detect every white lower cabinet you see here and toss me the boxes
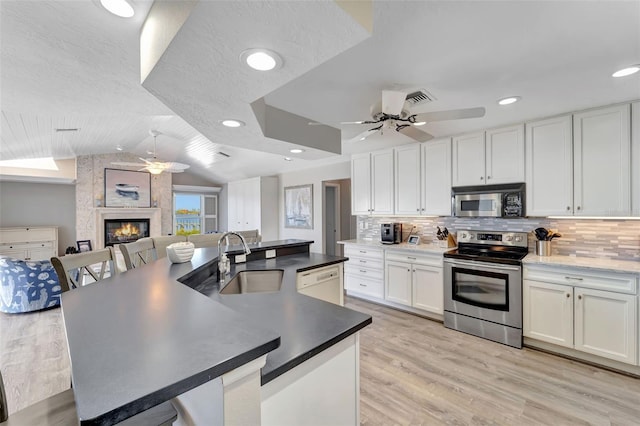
[524,264,638,365]
[344,245,384,299]
[384,251,443,315]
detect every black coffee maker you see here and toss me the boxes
[381,223,402,244]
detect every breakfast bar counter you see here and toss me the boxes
[61,239,371,425]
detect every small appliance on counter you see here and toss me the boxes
[381,223,402,244]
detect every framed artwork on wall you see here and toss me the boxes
[284,184,313,229]
[104,168,151,208]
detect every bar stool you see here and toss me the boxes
[119,238,157,270]
[51,247,120,291]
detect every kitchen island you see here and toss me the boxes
[61,239,371,425]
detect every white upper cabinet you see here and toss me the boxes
[573,104,631,216]
[632,102,640,216]
[394,144,421,215]
[371,149,395,215]
[452,125,524,187]
[525,114,574,216]
[452,131,485,186]
[351,149,394,215]
[351,153,372,215]
[422,138,452,216]
[486,124,525,184]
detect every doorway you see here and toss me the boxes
[323,183,340,256]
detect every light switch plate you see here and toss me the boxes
[265,249,276,259]
[235,254,247,263]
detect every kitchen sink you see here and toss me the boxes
[219,269,284,294]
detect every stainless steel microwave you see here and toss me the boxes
[452,183,525,217]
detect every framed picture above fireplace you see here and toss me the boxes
[104,168,151,208]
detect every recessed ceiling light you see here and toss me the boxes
[221,119,245,128]
[290,148,304,154]
[359,137,366,141]
[241,48,283,71]
[116,145,124,151]
[284,157,293,161]
[612,65,640,78]
[413,121,426,126]
[100,0,134,17]
[498,96,521,106]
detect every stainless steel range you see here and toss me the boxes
[443,230,529,348]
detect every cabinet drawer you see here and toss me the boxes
[524,265,638,295]
[344,245,383,261]
[345,256,382,270]
[0,227,56,243]
[385,251,442,267]
[344,263,384,280]
[345,274,384,299]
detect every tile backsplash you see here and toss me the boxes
[357,216,640,262]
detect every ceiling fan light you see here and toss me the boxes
[241,49,283,71]
[147,165,165,175]
[498,96,521,106]
[100,0,134,17]
[612,65,640,78]
[284,157,293,161]
[290,148,304,154]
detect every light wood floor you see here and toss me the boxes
[345,297,640,425]
[2,300,640,425]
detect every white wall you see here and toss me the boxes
[279,161,350,253]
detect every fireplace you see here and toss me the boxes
[104,219,150,247]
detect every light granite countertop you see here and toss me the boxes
[523,254,640,274]
[338,239,455,255]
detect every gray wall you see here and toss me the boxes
[172,172,222,186]
[0,181,76,255]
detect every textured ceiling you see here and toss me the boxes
[1,1,639,184]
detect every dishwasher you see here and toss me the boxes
[296,263,344,306]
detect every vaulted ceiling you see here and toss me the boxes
[1,1,639,183]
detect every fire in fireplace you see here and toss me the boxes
[104,219,150,247]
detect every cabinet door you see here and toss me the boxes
[371,149,394,215]
[394,144,421,215]
[28,244,55,261]
[525,115,573,216]
[452,132,485,186]
[227,181,242,230]
[523,280,573,348]
[351,153,371,215]
[385,261,412,306]
[412,265,443,314]
[574,288,637,365]
[486,124,525,184]
[574,104,631,216]
[422,138,452,216]
[632,102,640,216]
[243,178,260,231]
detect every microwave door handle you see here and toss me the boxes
[444,258,520,271]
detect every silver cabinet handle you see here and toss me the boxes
[480,176,484,180]
[359,250,366,253]
[564,276,583,281]
[566,293,571,298]
[566,206,571,211]
[487,176,492,179]
[416,208,420,212]
[577,206,581,211]
[407,256,416,260]
[360,270,367,273]
[407,268,410,272]
[359,283,367,287]
[578,294,582,300]
[359,260,367,263]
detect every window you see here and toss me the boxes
[173,193,218,236]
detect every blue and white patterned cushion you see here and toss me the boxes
[0,256,62,313]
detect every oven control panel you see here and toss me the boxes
[457,230,528,247]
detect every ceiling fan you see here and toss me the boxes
[111,130,190,174]
[339,90,485,142]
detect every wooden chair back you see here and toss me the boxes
[50,247,119,292]
[187,233,224,248]
[152,235,187,259]
[119,238,156,270]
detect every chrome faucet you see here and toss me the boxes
[217,232,252,283]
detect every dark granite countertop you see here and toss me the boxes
[61,239,372,424]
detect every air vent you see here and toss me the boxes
[55,128,80,132]
[405,89,436,107]
[216,151,230,158]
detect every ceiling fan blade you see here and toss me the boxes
[382,90,407,116]
[350,128,378,142]
[413,107,486,122]
[398,126,434,142]
[162,162,190,170]
[111,162,147,167]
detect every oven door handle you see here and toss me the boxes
[443,258,520,271]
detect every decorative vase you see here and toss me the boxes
[166,242,195,264]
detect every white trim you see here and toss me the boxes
[172,184,221,193]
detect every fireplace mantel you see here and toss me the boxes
[95,208,161,249]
